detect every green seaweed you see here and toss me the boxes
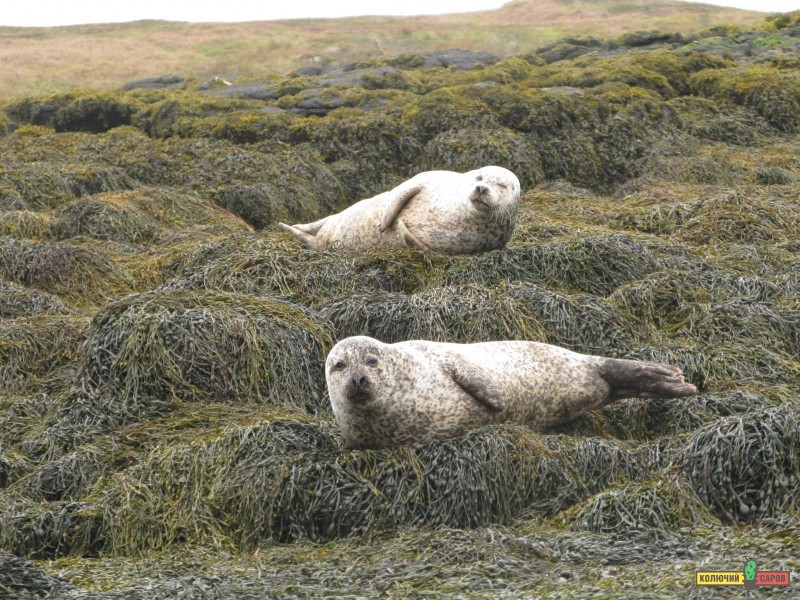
[0,15,799,598]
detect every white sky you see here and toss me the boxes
[0,0,797,27]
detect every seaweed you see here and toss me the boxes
[0,238,132,302]
[6,91,141,134]
[418,127,544,189]
[318,284,546,344]
[0,16,799,597]
[678,407,800,523]
[0,316,88,394]
[65,290,334,433]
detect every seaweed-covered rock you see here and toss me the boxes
[615,30,687,48]
[0,237,131,301]
[0,281,69,318]
[318,284,546,344]
[397,89,499,142]
[508,284,637,356]
[70,290,333,427]
[0,211,51,239]
[0,496,102,558]
[0,316,87,394]
[418,127,544,189]
[5,91,140,133]
[49,188,249,243]
[678,407,800,523]
[441,233,657,297]
[690,66,800,132]
[0,552,74,597]
[167,237,448,303]
[536,37,605,64]
[96,423,587,551]
[122,75,186,91]
[568,469,715,533]
[0,162,134,211]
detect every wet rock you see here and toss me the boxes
[121,75,185,91]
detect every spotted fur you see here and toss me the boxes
[326,336,698,449]
[279,166,520,254]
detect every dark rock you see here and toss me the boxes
[121,75,185,91]
[205,82,282,100]
[201,67,401,103]
[291,94,347,117]
[319,66,400,88]
[539,43,596,64]
[419,49,500,70]
[295,65,329,76]
[617,30,687,48]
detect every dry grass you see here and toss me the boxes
[0,0,765,99]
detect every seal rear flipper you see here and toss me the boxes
[379,183,425,232]
[598,358,698,403]
[278,222,319,249]
[291,216,330,235]
[448,357,505,411]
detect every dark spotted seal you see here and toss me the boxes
[326,336,697,449]
[278,166,520,253]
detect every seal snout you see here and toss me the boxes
[471,183,494,208]
[345,370,373,403]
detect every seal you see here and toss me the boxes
[278,166,520,254]
[326,336,698,449]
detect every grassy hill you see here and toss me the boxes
[0,0,768,99]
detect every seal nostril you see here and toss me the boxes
[358,376,367,386]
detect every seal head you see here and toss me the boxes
[325,336,410,448]
[466,166,520,215]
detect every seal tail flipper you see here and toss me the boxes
[278,222,318,249]
[598,358,697,404]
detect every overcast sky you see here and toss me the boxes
[1,0,797,27]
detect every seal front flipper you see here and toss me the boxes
[597,357,698,404]
[447,356,505,411]
[379,182,425,232]
[395,219,433,251]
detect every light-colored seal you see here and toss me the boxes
[278,166,520,254]
[326,336,697,449]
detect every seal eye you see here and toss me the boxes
[333,361,346,371]
[475,175,483,181]
[498,183,508,189]
[365,357,378,367]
